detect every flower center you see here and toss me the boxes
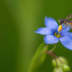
[54,32,62,38]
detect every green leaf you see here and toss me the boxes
[28,42,48,72]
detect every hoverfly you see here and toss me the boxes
[58,14,72,29]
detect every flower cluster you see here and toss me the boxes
[35,17,72,50]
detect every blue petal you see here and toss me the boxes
[35,27,53,35]
[59,30,68,37]
[62,24,70,31]
[45,17,58,31]
[68,32,72,36]
[44,35,59,44]
[60,33,72,50]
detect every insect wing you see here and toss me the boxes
[66,14,72,19]
[68,24,72,29]
[69,21,72,28]
[67,23,72,29]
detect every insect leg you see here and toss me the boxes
[64,24,66,28]
[62,24,66,30]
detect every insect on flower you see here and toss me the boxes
[35,17,72,50]
[58,14,72,31]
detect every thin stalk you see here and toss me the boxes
[46,51,58,68]
[49,44,56,52]
[46,51,63,65]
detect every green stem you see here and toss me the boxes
[49,44,56,52]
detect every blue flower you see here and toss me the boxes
[35,17,72,50]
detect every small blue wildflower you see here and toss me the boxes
[35,17,72,50]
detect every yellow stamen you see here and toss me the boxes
[54,32,62,38]
[58,25,62,32]
[56,34,61,38]
[54,32,57,36]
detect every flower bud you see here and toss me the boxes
[58,25,62,32]
[53,68,63,72]
[62,64,70,72]
[52,57,68,67]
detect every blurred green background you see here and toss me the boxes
[0,0,72,72]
